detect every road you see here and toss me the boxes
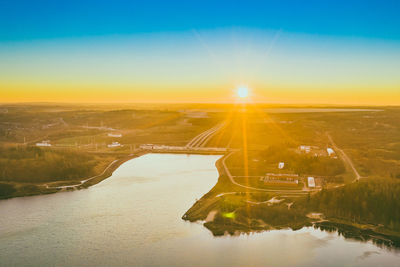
[187,123,310,195]
[221,152,309,195]
[45,159,119,189]
[327,133,362,181]
[186,122,225,148]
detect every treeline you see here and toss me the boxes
[211,194,308,230]
[258,146,345,176]
[244,205,307,227]
[0,146,97,183]
[0,183,16,196]
[301,179,400,231]
[64,109,180,130]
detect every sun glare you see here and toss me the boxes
[237,87,249,98]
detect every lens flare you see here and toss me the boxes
[237,87,249,98]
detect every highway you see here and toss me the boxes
[137,122,228,154]
[186,122,225,148]
[187,123,309,195]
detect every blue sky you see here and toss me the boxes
[1,0,400,104]
[1,0,400,41]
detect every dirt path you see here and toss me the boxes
[327,133,362,181]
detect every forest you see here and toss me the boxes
[258,145,346,176]
[300,178,400,231]
[0,146,99,183]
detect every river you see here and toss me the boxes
[0,154,399,266]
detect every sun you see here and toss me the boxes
[237,87,249,98]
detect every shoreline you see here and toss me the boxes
[0,151,225,200]
[182,154,400,248]
[2,151,400,248]
[0,151,148,200]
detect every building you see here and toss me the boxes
[108,142,121,148]
[153,145,168,150]
[263,178,299,187]
[278,162,285,169]
[300,145,311,153]
[327,148,335,157]
[308,177,316,188]
[36,140,52,147]
[107,133,122,138]
[263,174,299,187]
[139,144,154,150]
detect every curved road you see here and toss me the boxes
[219,133,364,196]
[45,159,119,189]
[221,152,309,195]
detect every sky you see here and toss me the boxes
[1,0,400,105]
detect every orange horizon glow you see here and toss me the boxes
[1,82,399,105]
[1,30,400,106]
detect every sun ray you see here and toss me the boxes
[239,103,251,224]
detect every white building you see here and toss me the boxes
[107,133,122,138]
[108,142,121,148]
[307,177,316,188]
[327,148,335,157]
[139,144,154,150]
[300,145,311,153]
[153,145,168,150]
[278,162,285,169]
[36,140,52,147]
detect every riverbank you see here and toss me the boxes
[0,151,147,200]
[182,154,400,247]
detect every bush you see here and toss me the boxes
[0,183,16,197]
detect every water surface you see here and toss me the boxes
[0,154,398,266]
